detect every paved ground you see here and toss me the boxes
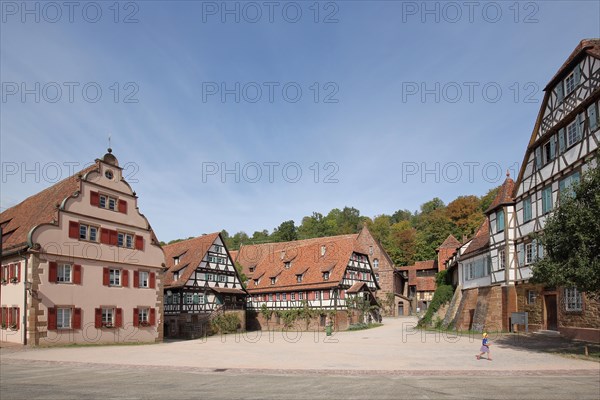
[1,318,598,399]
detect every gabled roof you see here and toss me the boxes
[462,220,490,257]
[545,39,600,91]
[436,234,461,250]
[0,164,98,253]
[245,235,377,293]
[485,174,515,214]
[163,233,221,288]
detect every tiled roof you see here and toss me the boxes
[545,39,600,91]
[236,233,358,278]
[162,233,221,288]
[485,174,515,213]
[0,164,98,253]
[462,220,490,256]
[436,235,461,250]
[244,235,372,293]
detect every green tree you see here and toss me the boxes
[387,220,417,266]
[446,195,484,239]
[271,220,298,242]
[298,212,327,239]
[234,262,247,289]
[251,230,270,243]
[531,160,600,298]
[390,209,413,224]
[366,215,392,244]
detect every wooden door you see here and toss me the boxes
[545,295,558,331]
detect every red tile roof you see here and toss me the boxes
[486,174,515,213]
[462,220,490,256]
[162,233,220,288]
[0,164,98,253]
[436,234,461,250]
[243,235,376,293]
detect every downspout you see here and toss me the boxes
[18,249,28,346]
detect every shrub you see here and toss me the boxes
[211,313,241,334]
[418,284,454,327]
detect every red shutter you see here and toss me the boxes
[103,268,110,286]
[15,308,20,329]
[47,307,57,330]
[109,230,118,246]
[68,221,80,239]
[100,228,110,244]
[133,271,139,288]
[90,191,100,206]
[1,307,6,326]
[133,308,139,327]
[340,290,345,299]
[122,270,129,287]
[115,308,123,328]
[1,266,5,281]
[73,308,82,329]
[73,265,82,285]
[8,307,12,327]
[118,199,127,214]
[149,308,156,326]
[324,291,329,300]
[309,291,315,301]
[135,235,144,251]
[149,272,156,289]
[49,262,58,283]
[16,263,21,283]
[94,308,102,328]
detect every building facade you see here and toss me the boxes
[236,234,381,331]
[447,40,600,341]
[162,233,246,338]
[0,150,165,345]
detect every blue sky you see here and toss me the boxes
[1,1,599,242]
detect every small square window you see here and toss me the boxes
[109,269,121,286]
[139,271,149,288]
[527,290,537,305]
[57,264,72,283]
[57,307,72,329]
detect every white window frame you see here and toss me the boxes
[499,250,506,270]
[566,120,579,147]
[296,274,303,283]
[527,290,537,305]
[282,293,287,301]
[565,71,576,94]
[102,308,114,327]
[291,293,296,300]
[564,288,582,311]
[57,307,72,329]
[139,271,149,288]
[138,307,149,324]
[315,291,321,300]
[57,264,72,283]
[270,277,276,285]
[299,292,304,300]
[525,243,535,265]
[109,269,121,286]
[323,272,330,281]
[118,232,134,249]
[218,275,226,282]
[496,210,505,232]
[185,293,193,304]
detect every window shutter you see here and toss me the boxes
[100,228,110,244]
[73,264,82,285]
[135,236,144,251]
[133,271,139,288]
[8,264,14,280]
[73,308,82,329]
[118,199,127,214]
[7,307,12,327]
[0,266,4,281]
[1,307,6,326]
[94,308,102,328]
[109,230,118,246]
[340,290,345,299]
[588,103,598,131]
[48,307,57,330]
[16,263,21,282]
[556,82,564,103]
[149,272,156,289]
[133,308,139,327]
[531,239,537,261]
[558,128,566,154]
[49,262,58,283]
[122,270,129,287]
[16,307,20,330]
[576,113,583,140]
[115,308,123,328]
[550,135,556,159]
[538,242,544,259]
[90,191,100,206]
[68,221,80,239]
[518,244,524,266]
[150,308,156,326]
[103,268,110,286]
[573,64,581,88]
[535,147,542,170]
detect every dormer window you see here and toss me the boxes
[249,267,255,273]
[173,270,180,280]
[280,250,285,260]
[284,261,291,269]
[323,272,329,281]
[174,257,180,266]
[296,274,303,283]
[253,279,259,286]
[270,277,276,285]
[320,245,326,256]
[213,244,223,253]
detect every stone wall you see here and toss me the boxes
[249,310,355,332]
[442,285,462,328]
[452,287,478,331]
[515,283,543,331]
[558,290,600,342]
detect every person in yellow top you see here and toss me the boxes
[476,332,492,361]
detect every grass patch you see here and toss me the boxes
[347,323,383,331]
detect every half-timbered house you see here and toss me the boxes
[445,40,600,341]
[238,234,381,330]
[162,233,247,338]
[0,149,165,345]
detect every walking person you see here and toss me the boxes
[476,332,492,361]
